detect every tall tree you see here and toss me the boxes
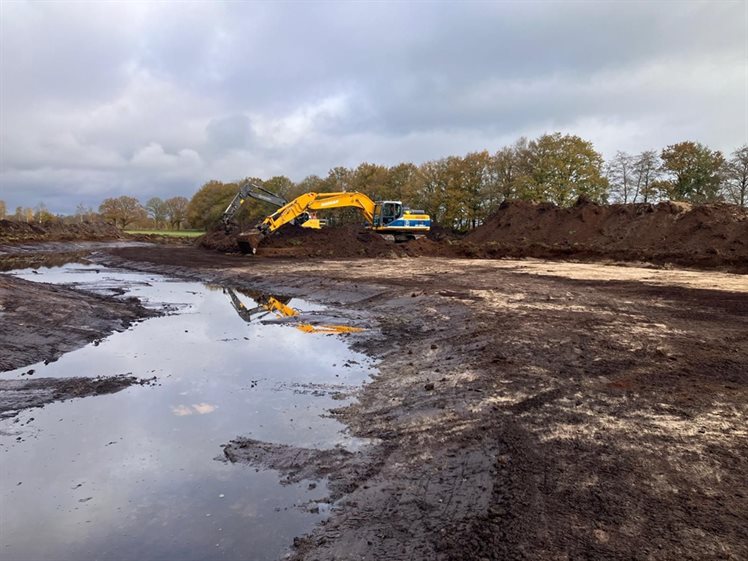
[522,133,609,206]
[722,145,748,207]
[74,203,96,223]
[350,162,389,200]
[186,181,239,229]
[98,196,146,229]
[0,200,5,219]
[324,166,353,192]
[164,196,189,230]
[384,163,421,203]
[487,141,525,207]
[631,150,661,203]
[418,158,449,224]
[458,151,492,228]
[145,197,168,228]
[659,141,725,203]
[262,176,295,199]
[607,151,636,203]
[294,175,326,199]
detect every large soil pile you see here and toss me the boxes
[0,220,123,244]
[461,200,748,268]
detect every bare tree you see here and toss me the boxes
[631,150,661,203]
[0,200,6,219]
[722,145,748,207]
[74,203,97,223]
[607,151,636,203]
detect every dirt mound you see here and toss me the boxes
[0,220,123,244]
[198,224,407,258]
[462,200,748,269]
[196,228,244,253]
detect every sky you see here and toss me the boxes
[1,1,746,214]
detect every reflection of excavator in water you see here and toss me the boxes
[223,287,364,334]
[221,180,430,254]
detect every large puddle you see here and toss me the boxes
[0,263,373,561]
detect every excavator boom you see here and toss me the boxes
[221,181,289,231]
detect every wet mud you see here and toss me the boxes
[1,240,746,560]
[0,258,373,561]
[0,375,154,420]
[98,245,748,561]
[0,273,156,371]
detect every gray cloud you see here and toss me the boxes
[1,1,745,213]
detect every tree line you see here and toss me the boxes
[186,134,747,231]
[2,133,746,231]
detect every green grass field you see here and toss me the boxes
[125,230,205,238]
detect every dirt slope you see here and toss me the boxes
[463,200,748,268]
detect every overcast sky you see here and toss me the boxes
[1,1,745,213]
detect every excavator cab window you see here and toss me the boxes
[380,202,402,225]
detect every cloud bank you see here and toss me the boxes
[1,1,745,212]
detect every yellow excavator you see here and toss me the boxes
[223,287,364,334]
[235,190,431,254]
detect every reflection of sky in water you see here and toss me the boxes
[1,264,373,561]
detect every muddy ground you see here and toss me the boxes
[0,266,158,419]
[0,273,155,372]
[0,375,155,420]
[1,241,746,560]
[86,245,746,561]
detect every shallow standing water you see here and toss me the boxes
[0,263,373,561]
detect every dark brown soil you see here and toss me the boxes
[98,245,748,561]
[0,219,123,244]
[0,375,155,420]
[461,200,748,270]
[0,273,156,371]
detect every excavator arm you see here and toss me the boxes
[239,191,376,252]
[221,181,289,231]
[259,192,375,233]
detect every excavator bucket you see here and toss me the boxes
[237,231,264,255]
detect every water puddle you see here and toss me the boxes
[0,263,373,561]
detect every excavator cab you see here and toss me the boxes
[373,201,403,227]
